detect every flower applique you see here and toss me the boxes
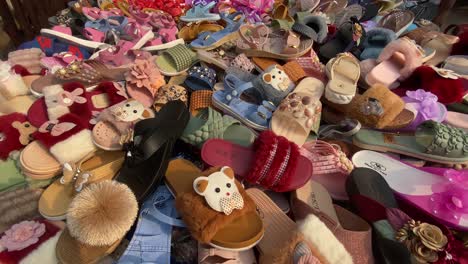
[126,59,165,97]
[0,221,46,252]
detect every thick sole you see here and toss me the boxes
[191,32,240,51]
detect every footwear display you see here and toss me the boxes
[0,1,467,263]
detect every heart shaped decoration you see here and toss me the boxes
[238,24,270,49]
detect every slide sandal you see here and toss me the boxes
[353,121,468,165]
[164,159,264,251]
[445,111,468,131]
[352,150,468,230]
[201,131,313,192]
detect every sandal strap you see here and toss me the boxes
[54,61,102,83]
[163,44,196,72]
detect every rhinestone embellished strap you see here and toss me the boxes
[54,61,102,83]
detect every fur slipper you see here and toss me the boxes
[0,220,65,264]
[30,113,97,164]
[56,181,138,264]
[0,62,30,100]
[360,27,396,60]
[0,113,37,160]
[27,82,126,129]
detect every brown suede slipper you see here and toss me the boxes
[38,151,124,220]
[323,84,414,129]
[56,181,138,264]
[165,159,264,251]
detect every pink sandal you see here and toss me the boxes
[301,140,353,200]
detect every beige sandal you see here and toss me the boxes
[325,53,360,104]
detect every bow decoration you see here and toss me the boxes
[38,120,76,136]
[56,88,87,107]
[60,163,92,192]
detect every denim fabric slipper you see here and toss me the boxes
[190,12,244,50]
[118,185,185,264]
[180,2,220,22]
[212,74,276,131]
[184,65,217,91]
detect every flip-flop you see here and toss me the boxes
[164,159,264,251]
[352,150,468,230]
[353,121,468,165]
[201,131,313,192]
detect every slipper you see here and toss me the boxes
[252,57,307,84]
[402,89,447,130]
[184,65,217,91]
[360,27,396,60]
[366,37,423,88]
[196,49,237,70]
[345,166,413,264]
[189,90,213,116]
[236,24,313,60]
[334,4,364,26]
[378,10,415,37]
[115,100,189,202]
[318,19,365,62]
[118,184,185,263]
[190,12,244,50]
[300,141,353,200]
[324,52,360,104]
[0,94,35,115]
[7,48,45,74]
[445,111,468,131]
[125,58,166,107]
[38,150,124,220]
[201,131,313,192]
[291,181,373,263]
[155,44,198,76]
[442,55,468,78]
[423,33,460,66]
[292,14,328,44]
[30,60,128,96]
[0,188,43,228]
[353,121,468,165]
[0,158,27,192]
[92,99,154,151]
[19,141,61,180]
[56,181,138,264]
[0,63,30,100]
[271,77,324,145]
[153,84,188,112]
[247,188,350,264]
[181,107,255,147]
[314,0,348,15]
[318,119,361,139]
[352,150,468,230]
[165,159,264,250]
[324,84,415,130]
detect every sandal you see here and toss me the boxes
[201,131,313,192]
[165,159,264,250]
[184,65,217,91]
[237,24,313,60]
[92,99,154,151]
[190,12,245,50]
[378,10,415,37]
[271,77,324,145]
[38,150,125,220]
[353,121,468,165]
[325,53,360,104]
[360,27,396,60]
[155,44,198,76]
[318,19,365,61]
[180,2,220,22]
[125,58,166,107]
[181,107,255,147]
[198,244,257,263]
[292,14,328,44]
[153,84,188,112]
[190,90,213,116]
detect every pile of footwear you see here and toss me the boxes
[0,0,467,263]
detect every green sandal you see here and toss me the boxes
[353,121,468,164]
[155,44,198,76]
[181,107,255,147]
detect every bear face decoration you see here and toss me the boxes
[262,65,293,92]
[193,166,244,215]
[110,99,154,122]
